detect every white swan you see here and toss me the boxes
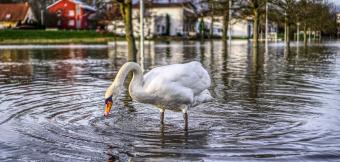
[104,61,213,130]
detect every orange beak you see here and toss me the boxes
[104,101,112,117]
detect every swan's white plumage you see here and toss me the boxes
[105,61,212,113]
[139,61,212,109]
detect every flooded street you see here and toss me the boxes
[0,41,340,161]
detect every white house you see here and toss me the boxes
[196,16,251,38]
[196,16,278,39]
[108,1,197,37]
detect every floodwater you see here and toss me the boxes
[0,41,340,161]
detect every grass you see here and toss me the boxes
[0,30,123,44]
[0,29,253,45]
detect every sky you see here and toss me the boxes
[335,0,340,12]
[335,0,340,5]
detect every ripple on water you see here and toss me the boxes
[1,42,340,161]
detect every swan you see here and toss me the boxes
[104,61,213,130]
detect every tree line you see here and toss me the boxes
[1,0,337,57]
[200,0,337,47]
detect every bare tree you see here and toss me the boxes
[114,0,137,61]
[271,0,298,47]
[240,0,267,47]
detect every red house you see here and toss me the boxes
[47,0,96,29]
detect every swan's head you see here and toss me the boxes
[104,96,113,117]
[104,86,119,117]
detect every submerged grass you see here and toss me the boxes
[0,30,123,44]
[0,29,251,45]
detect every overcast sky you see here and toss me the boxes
[335,0,340,5]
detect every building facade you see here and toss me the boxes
[47,0,96,29]
[0,2,37,29]
[108,2,197,37]
[197,16,278,39]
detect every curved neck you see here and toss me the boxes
[105,62,144,99]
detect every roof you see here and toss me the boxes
[0,3,30,21]
[47,0,96,11]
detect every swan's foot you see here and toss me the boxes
[183,112,188,131]
[160,111,164,125]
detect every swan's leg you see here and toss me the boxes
[182,106,188,131]
[160,108,165,125]
[183,112,188,131]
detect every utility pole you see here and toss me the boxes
[228,0,232,44]
[297,22,300,43]
[41,9,44,26]
[140,0,144,72]
[284,11,287,45]
[308,28,311,43]
[265,0,268,52]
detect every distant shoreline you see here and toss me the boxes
[0,29,252,45]
[0,38,114,45]
[0,30,119,45]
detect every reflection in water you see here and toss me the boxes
[0,41,340,161]
[0,50,33,84]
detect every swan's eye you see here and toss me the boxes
[105,96,113,104]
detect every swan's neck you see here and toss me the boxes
[105,62,144,99]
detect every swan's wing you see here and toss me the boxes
[142,61,211,103]
[171,61,211,95]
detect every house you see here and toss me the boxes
[196,15,278,40]
[0,2,37,29]
[108,1,197,37]
[47,0,96,29]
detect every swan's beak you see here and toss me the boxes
[104,101,112,117]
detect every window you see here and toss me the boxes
[56,10,62,17]
[68,10,75,17]
[5,13,11,19]
[157,25,161,33]
[76,5,81,15]
[68,20,75,26]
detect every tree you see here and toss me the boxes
[295,0,310,46]
[200,0,236,41]
[209,1,215,40]
[199,0,218,40]
[136,0,155,38]
[199,16,205,41]
[114,0,137,61]
[272,0,298,47]
[240,0,267,47]
[307,1,337,40]
[197,0,208,41]
[29,0,49,26]
[215,0,240,42]
[165,14,171,36]
[295,0,337,46]
[96,1,121,25]
[219,0,231,42]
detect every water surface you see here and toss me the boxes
[0,41,340,161]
